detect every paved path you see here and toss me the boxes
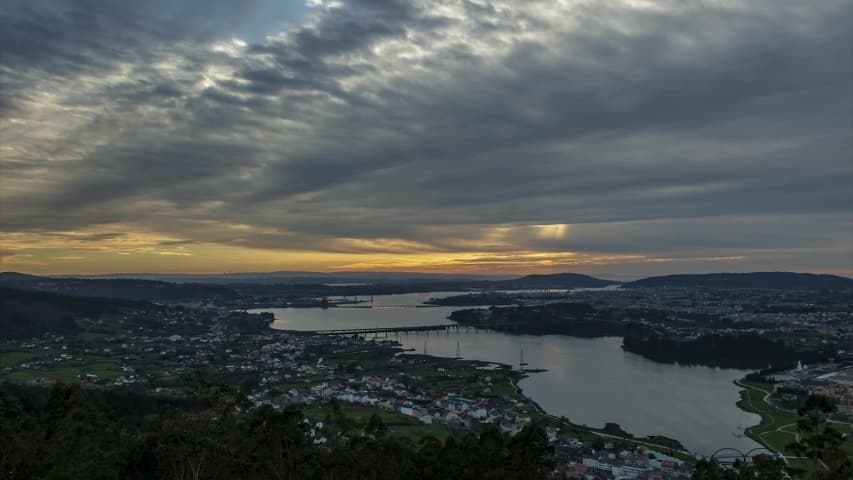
[735,381,794,464]
[736,380,836,472]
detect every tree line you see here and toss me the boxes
[3,379,849,479]
[0,381,554,480]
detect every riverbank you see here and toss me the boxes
[734,378,821,475]
[395,339,696,461]
[734,378,853,474]
[264,300,759,456]
[509,372,695,463]
[447,300,835,370]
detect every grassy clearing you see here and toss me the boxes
[0,357,123,384]
[303,405,409,424]
[762,431,797,451]
[0,351,43,368]
[737,379,853,473]
[302,404,452,442]
[490,379,518,397]
[833,422,853,435]
[4,368,77,383]
[738,382,799,437]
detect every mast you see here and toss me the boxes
[520,348,528,369]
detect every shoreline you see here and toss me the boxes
[266,317,733,461]
[356,334,696,459]
[732,379,780,455]
[508,369,694,460]
[734,377,853,476]
[269,325,716,461]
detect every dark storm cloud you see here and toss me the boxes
[228,0,851,214]
[0,0,260,65]
[1,0,851,271]
[0,0,259,114]
[227,0,430,97]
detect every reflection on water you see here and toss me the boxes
[259,292,761,456]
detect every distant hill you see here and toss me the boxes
[626,272,853,290]
[52,270,511,285]
[4,271,847,304]
[495,273,620,289]
[0,287,154,340]
[0,271,611,302]
[0,273,239,304]
[0,272,43,281]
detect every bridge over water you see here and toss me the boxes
[710,447,779,465]
[301,321,528,336]
[308,324,458,335]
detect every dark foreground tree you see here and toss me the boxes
[694,394,852,480]
[787,395,853,480]
[693,455,786,480]
[0,382,555,480]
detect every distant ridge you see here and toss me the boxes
[0,273,238,303]
[626,272,853,290]
[495,272,620,289]
[3,271,849,303]
[0,272,43,281]
[0,286,154,340]
[37,270,512,284]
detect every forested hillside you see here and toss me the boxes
[0,382,554,480]
[0,288,155,340]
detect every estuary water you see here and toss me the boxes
[258,292,761,456]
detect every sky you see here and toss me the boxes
[1,0,851,278]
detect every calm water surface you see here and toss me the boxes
[258,292,761,456]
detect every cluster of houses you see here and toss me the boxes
[250,368,694,479]
[564,447,690,479]
[574,288,852,346]
[252,368,538,436]
[3,308,698,479]
[773,362,853,421]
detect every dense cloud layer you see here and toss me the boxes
[1,0,851,275]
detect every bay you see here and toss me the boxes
[258,292,761,456]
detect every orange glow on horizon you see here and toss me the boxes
[2,226,847,277]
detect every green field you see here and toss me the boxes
[0,356,123,384]
[737,381,800,448]
[303,405,405,423]
[302,404,452,442]
[0,350,47,368]
[737,380,853,475]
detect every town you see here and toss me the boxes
[1,302,696,479]
[448,287,852,370]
